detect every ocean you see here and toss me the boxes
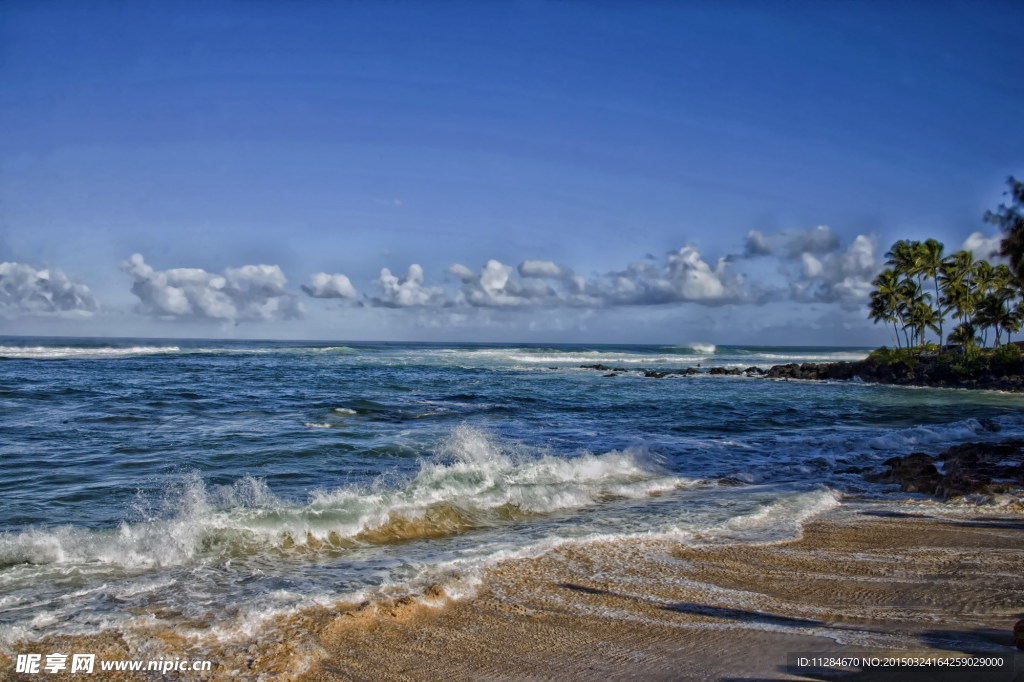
[2,337,1022,655]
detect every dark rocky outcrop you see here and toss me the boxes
[763,356,1024,391]
[866,439,1024,500]
[579,353,1024,390]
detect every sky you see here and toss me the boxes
[2,1,1023,345]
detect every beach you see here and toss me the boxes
[4,500,1022,681]
[1,340,1023,680]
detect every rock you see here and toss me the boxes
[867,440,1024,499]
[744,366,766,375]
[643,370,668,378]
[708,367,740,375]
[867,452,942,494]
[580,364,611,371]
[765,363,800,379]
[762,354,1024,392]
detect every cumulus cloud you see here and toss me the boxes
[446,263,477,283]
[738,225,840,260]
[744,230,773,256]
[302,272,358,299]
[372,264,447,307]
[789,234,878,305]
[518,259,569,280]
[595,246,745,305]
[310,228,883,316]
[121,253,302,322]
[960,231,1004,261]
[444,258,596,308]
[785,225,840,257]
[0,262,98,316]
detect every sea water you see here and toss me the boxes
[1,338,1022,647]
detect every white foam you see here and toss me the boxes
[0,428,686,571]
[0,345,179,359]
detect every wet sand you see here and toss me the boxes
[3,501,1023,681]
[303,502,1024,682]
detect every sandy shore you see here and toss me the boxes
[3,500,1023,681]
[299,501,1023,682]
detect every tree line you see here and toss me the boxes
[869,177,1024,350]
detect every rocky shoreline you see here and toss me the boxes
[866,439,1024,501]
[762,356,1024,391]
[579,354,1024,391]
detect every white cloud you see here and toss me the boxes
[0,262,98,316]
[596,246,745,305]
[121,253,302,322]
[800,252,824,278]
[960,231,1004,262]
[518,259,569,280]
[373,264,447,307]
[785,225,840,256]
[302,272,358,299]
[739,225,840,260]
[446,258,598,308]
[790,234,878,305]
[744,230,773,256]
[446,263,477,283]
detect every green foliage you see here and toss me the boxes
[868,346,920,369]
[991,342,1021,366]
[936,345,986,378]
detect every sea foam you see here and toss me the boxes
[0,345,179,359]
[0,427,684,572]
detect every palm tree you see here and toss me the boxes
[885,240,921,287]
[909,298,941,348]
[915,239,946,346]
[897,279,930,347]
[948,321,978,348]
[870,269,904,348]
[940,251,977,336]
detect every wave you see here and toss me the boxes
[0,345,180,359]
[0,427,684,571]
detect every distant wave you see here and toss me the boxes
[687,342,716,354]
[0,345,180,359]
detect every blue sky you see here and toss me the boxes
[2,1,1022,344]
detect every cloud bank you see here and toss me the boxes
[0,262,98,316]
[330,229,878,312]
[121,253,302,322]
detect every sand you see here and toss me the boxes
[302,501,1024,682]
[3,500,1023,681]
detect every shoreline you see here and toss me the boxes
[579,356,1024,392]
[298,499,1024,682]
[5,499,1021,681]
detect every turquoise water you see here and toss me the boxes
[1,338,1022,646]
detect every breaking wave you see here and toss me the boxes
[0,345,180,359]
[0,427,683,571]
